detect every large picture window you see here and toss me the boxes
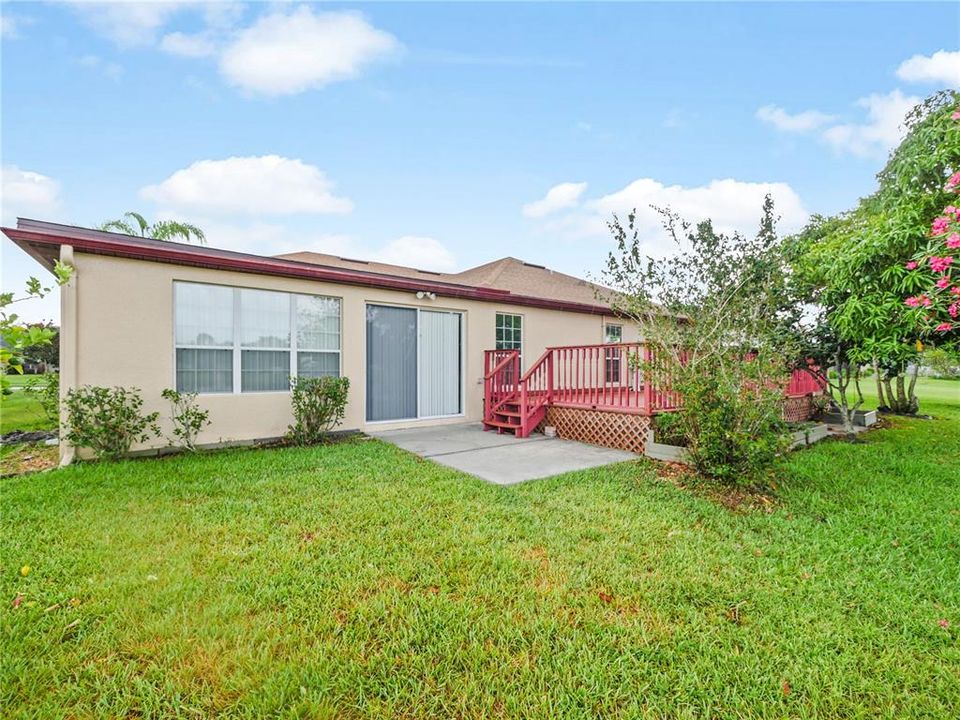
[174,282,340,394]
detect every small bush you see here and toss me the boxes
[287,376,350,446]
[653,411,687,447]
[64,386,160,460]
[26,373,59,426]
[161,388,210,451]
[673,368,791,487]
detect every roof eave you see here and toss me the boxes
[2,225,615,317]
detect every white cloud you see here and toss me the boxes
[219,7,399,96]
[78,54,123,81]
[756,104,836,133]
[1,14,20,39]
[160,31,216,58]
[196,224,457,273]
[2,166,64,324]
[1,165,62,226]
[373,235,456,271]
[533,177,808,255]
[522,182,588,218]
[821,90,920,158]
[896,50,960,86]
[66,1,191,47]
[141,155,353,216]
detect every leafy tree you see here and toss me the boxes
[923,347,959,378]
[100,211,206,244]
[603,197,799,486]
[1,263,73,394]
[22,323,59,369]
[793,90,960,414]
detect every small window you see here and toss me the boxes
[495,313,522,353]
[296,294,341,377]
[604,324,622,383]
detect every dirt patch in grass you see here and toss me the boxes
[0,444,59,477]
[652,461,779,513]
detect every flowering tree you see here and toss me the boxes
[794,90,960,414]
[902,159,960,336]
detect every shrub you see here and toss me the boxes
[26,373,59,426]
[669,360,792,486]
[287,376,350,446]
[653,411,687,447]
[64,386,160,460]
[161,388,211,451]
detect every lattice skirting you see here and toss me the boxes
[543,406,651,454]
[783,395,815,424]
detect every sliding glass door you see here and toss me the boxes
[366,305,462,422]
[419,310,462,417]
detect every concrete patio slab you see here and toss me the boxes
[371,422,636,485]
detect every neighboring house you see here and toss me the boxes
[4,219,645,459]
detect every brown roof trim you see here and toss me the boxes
[2,220,615,316]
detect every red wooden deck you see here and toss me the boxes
[483,343,824,438]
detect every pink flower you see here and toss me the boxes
[946,206,959,214]
[947,233,960,249]
[905,296,921,307]
[905,260,918,270]
[949,303,959,318]
[952,111,960,120]
[947,172,960,190]
[930,256,954,273]
[932,217,951,235]
[935,323,953,332]
[953,286,960,296]
[922,295,932,307]
[937,277,951,289]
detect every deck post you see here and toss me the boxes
[546,351,554,403]
[642,343,653,415]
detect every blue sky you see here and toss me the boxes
[2,1,959,322]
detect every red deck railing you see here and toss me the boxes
[484,342,826,437]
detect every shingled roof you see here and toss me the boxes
[275,252,617,307]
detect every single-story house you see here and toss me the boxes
[6,219,669,460]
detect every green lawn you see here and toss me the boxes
[2,375,39,388]
[858,375,959,409]
[2,400,959,718]
[0,389,55,435]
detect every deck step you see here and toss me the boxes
[483,419,521,430]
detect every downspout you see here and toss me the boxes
[59,245,77,467]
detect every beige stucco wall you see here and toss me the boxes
[62,250,640,454]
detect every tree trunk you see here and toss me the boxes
[885,368,920,415]
[882,376,895,412]
[906,363,920,414]
[873,359,886,409]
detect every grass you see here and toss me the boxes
[857,375,958,409]
[0,390,55,435]
[2,375,39,389]
[2,395,959,718]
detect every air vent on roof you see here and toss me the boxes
[338,257,369,264]
[522,261,546,269]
